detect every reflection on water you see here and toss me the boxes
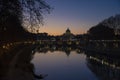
[32,51,97,80]
[86,51,120,80]
[0,42,120,80]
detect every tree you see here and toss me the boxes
[0,0,51,32]
[21,0,51,32]
[0,0,51,41]
[101,14,120,35]
[88,24,114,40]
[87,14,120,40]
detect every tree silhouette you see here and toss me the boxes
[100,14,120,35]
[87,14,120,40]
[21,0,51,32]
[0,0,50,31]
[88,24,114,40]
[0,0,51,41]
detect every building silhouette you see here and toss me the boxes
[62,28,75,41]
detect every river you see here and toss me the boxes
[0,42,120,80]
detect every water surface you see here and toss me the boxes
[0,43,120,80]
[32,51,98,80]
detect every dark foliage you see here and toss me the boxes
[88,24,115,40]
[0,0,51,42]
[21,0,51,31]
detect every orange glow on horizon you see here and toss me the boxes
[38,26,86,36]
[28,16,89,35]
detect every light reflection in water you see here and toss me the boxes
[0,42,120,80]
[31,51,98,80]
[88,56,120,69]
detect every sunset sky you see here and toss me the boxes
[39,0,120,35]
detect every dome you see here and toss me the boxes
[66,28,71,33]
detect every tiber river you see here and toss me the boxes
[0,42,120,80]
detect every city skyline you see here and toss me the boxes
[38,0,120,35]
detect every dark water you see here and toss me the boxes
[32,51,98,80]
[0,42,120,80]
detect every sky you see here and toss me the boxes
[38,0,120,35]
